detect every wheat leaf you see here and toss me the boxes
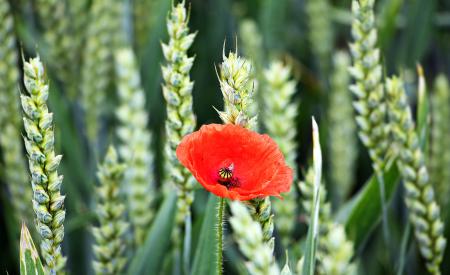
[20,223,45,275]
[302,118,322,275]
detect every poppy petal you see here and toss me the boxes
[176,124,293,200]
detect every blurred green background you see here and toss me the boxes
[1,0,450,274]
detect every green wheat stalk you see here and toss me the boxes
[161,0,197,226]
[262,60,298,247]
[217,51,256,128]
[36,0,90,99]
[328,51,357,204]
[429,75,450,213]
[66,0,91,99]
[229,201,280,275]
[299,167,330,227]
[318,224,357,275]
[34,0,57,32]
[133,0,157,54]
[349,0,388,172]
[349,0,390,240]
[21,56,66,273]
[239,19,264,80]
[81,0,121,144]
[35,0,75,95]
[306,0,333,78]
[115,47,155,244]
[69,0,90,63]
[161,3,197,272]
[386,77,446,274]
[299,167,356,275]
[239,19,264,121]
[92,146,128,275]
[0,0,33,224]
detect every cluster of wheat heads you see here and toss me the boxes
[0,0,449,274]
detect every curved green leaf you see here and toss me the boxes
[416,65,429,150]
[20,223,45,275]
[191,194,219,275]
[302,118,322,275]
[127,193,177,275]
[339,160,400,248]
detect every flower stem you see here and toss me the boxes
[183,214,192,275]
[217,198,225,275]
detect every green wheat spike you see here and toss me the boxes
[349,0,389,174]
[299,166,356,274]
[217,51,256,128]
[229,201,280,275]
[306,0,333,79]
[386,77,446,275]
[133,0,158,54]
[92,146,128,275]
[21,56,66,273]
[161,1,197,226]
[349,0,390,241]
[239,19,264,122]
[35,0,86,101]
[328,51,357,204]
[81,0,122,144]
[115,47,155,244]
[429,75,450,213]
[262,60,298,247]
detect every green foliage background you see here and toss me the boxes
[1,0,450,274]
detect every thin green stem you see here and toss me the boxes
[183,214,192,275]
[397,221,411,275]
[376,171,390,244]
[217,198,225,275]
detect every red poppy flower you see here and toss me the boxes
[176,124,293,200]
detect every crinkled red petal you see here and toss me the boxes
[176,124,293,200]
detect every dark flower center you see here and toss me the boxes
[217,163,240,189]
